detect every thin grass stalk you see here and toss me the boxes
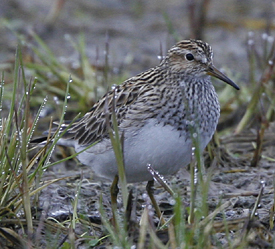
[168,220,177,249]
[147,225,167,249]
[199,170,212,224]
[0,72,3,127]
[103,32,109,90]
[99,195,129,247]
[173,194,186,247]
[108,116,128,211]
[16,45,35,235]
[78,33,97,105]
[196,0,210,39]
[137,206,149,249]
[187,0,210,39]
[189,126,206,225]
[250,118,268,167]
[20,80,33,235]
[193,135,204,183]
[235,52,275,133]
[57,76,71,130]
[31,95,48,208]
[162,12,180,42]
[0,47,22,207]
[265,94,275,121]
[94,46,100,102]
[36,76,72,169]
[67,33,98,108]
[26,77,41,143]
[31,32,62,68]
[1,140,19,206]
[72,179,82,230]
[263,72,275,122]
[6,46,20,139]
[0,73,5,200]
[107,86,128,211]
[189,156,196,225]
[250,182,264,219]
[68,227,76,249]
[270,178,275,229]
[247,33,256,87]
[235,85,263,134]
[267,36,275,63]
[193,136,211,248]
[222,211,233,249]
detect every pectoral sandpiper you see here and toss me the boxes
[34,39,239,217]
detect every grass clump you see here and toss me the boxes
[0,44,90,248]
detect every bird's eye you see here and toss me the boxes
[185,53,194,61]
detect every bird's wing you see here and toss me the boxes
[64,69,160,146]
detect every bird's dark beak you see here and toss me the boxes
[207,65,240,90]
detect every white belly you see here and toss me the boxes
[75,119,211,183]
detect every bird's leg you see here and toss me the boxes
[146,180,165,225]
[110,175,120,228]
[125,188,134,229]
[111,175,119,210]
[110,176,134,229]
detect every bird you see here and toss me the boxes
[34,39,239,215]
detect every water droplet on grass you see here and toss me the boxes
[53,96,60,105]
[267,36,274,43]
[247,39,254,46]
[262,33,268,40]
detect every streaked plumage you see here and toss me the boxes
[42,39,239,183]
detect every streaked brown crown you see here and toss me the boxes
[167,39,213,75]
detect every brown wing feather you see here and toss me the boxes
[64,73,152,145]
